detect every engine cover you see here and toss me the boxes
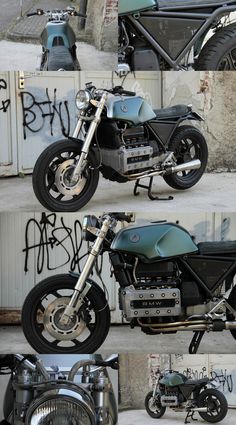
[101,145,154,173]
[160,395,178,407]
[119,286,181,320]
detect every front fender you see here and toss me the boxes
[69,271,107,301]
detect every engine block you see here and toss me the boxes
[101,145,154,173]
[119,286,181,321]
[161,395,179,407]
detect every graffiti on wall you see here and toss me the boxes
[20,88,71,140]
[23,213,85,274]
[0,78,10,113]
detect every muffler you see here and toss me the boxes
[189,407,208,413]
[225,321,236,330]
[169,159,201,175]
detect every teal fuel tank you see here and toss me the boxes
[119,0,157,15]
[111,223,198,262]
[106,96,156,125]
[159,372,188,387]
[41,22,76,49]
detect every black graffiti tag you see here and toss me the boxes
[23,213,86,275]
[20,88,70,140]
[0,78,10,113]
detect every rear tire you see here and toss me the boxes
[163,126,208,190]
[145,391,166,419]
[196,24,236,70]
[227,284,236,341]
[198,388,228,423]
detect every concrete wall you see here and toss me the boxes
[76,0,118,51]
[163,71,236,171]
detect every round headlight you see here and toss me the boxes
[76,89,91,110]
[26,387,95,425]
[82,215,100,242]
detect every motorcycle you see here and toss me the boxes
[118,0,236,71]
[145,369,228,423]
[26,7,86,71]
[0,354,118,425]
[32,82,208,212]
[21,212,236,354]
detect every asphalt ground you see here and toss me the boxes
[0,173,235,212]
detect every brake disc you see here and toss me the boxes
[43,297,86,340]
[54,159,86,196]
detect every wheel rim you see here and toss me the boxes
[148,396,162,414]
[202,394,222,418]
[174,136,202,181]
[44,147,93,206]
[32,286,100,351]
[218,47,236,70]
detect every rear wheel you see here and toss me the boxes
[196,24,236,70]
[32,139,99,212]
[21,274,110,353]
[198,389,228,423]
[226,284,236,341]
[163,126,208,190]
[145,391,166,419]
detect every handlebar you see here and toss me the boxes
[27,9,87,18]
[109,213,132,223]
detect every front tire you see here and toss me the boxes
[198,389,228,423]
[196,24,236,70]
[33,139,99,212]
[21,274,110,354]
[163,125,208,190]
[145,391,166,419]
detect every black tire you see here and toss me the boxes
[227,284,236,341]
[198,388,228,423]
[145,391,166,419]
[196,24,236,70]
[21,274,110,354]
[163,125,208,190]
[32,139,99,212]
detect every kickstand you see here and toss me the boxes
[184,411,198,424]
[189,331,205,354]
[134,177,174,201]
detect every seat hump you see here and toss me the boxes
[157,0,235,9]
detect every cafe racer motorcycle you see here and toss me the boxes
[21,213,236,354]
[32,83,208,212]
[27,7,86,71]
[118,0,236,71]
[145,369,228,423]
[0,354,118,425]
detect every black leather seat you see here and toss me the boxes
[198,241,236,255]
[185,378,209,385]
[154,104,190,119]
[48,46,75,71]
[157,0,235,9]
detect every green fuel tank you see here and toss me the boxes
[111,222,198,263]
[159,372,188,387]
[119,0,157,15]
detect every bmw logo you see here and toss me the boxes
[120,105,128,113]
[129,233,140,243]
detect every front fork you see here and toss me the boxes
[71,93,108,184]
[60,217,112,325]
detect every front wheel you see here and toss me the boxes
[196,24,236,70]
[163,125,208,190]
[32,139,99,212]
[145,391,166,419]
[21,274,110,353]
[198,389,228,423]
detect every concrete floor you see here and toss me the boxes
[119,409,236,425]
[0,40,117,70]
[0,325,236,354]
[0,172,235,212]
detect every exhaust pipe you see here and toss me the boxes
[225,321,236,330]
[190,407,208,413]
[170,159,201,175]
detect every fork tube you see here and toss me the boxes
[71,93,107,181]
[72,115,84,138]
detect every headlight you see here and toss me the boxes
[76,89,91,110]
[26,387,95,425]
[82,215,100,242]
